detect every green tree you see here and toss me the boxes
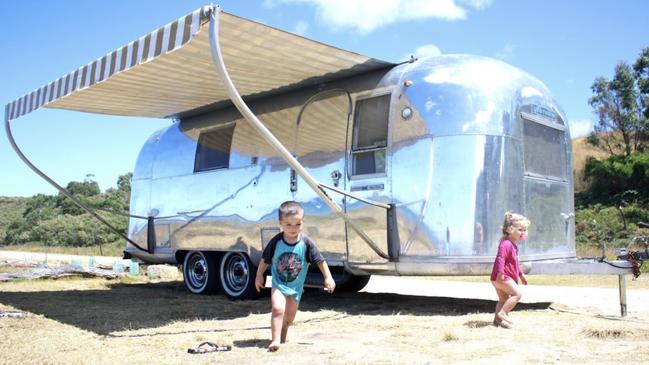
[56,178,101,215]
[116,173,132,194]
[1,172,132,246]
[0,197,27,244]
[581,152,649,205]
[588,46,649,157]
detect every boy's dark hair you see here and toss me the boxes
[278,201,304,220]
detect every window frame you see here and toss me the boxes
[193,123,236,173]
[349,92,392,178]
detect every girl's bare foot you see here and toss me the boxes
[497,312,513,324]
[268,342,280,352]
[493,319,512,329]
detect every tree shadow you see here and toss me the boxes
[0,281,551,336]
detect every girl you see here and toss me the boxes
[490,212,530,328]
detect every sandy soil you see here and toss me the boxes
[363,276,649,320]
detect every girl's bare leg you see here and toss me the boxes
[269,289,286,350]
[281,296,299,343]
[492,283,509,322]
[493,279,522,321]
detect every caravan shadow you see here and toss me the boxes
[0,280,551,336]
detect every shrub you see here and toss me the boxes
[575,204,649,252]
[581,152,649,206]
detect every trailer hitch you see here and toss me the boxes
[615,222,649,279]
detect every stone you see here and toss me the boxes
[146,264,180,280]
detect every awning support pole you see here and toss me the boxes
[207,8,390,260]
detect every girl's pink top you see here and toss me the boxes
[490,239,521,283]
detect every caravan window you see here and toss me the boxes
[523,118,567,180]
[351,94,390,176]
[194,125,235,172]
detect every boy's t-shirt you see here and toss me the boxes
[262,233,324,301]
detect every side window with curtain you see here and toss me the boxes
[194,124,235,172]
[351,94,390,176]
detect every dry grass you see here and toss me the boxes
[571,136,609,192]
[0,243,124,258]
[2,275,649,365]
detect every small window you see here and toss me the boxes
[194,125,235,172]
[523,119,567,180]
[351,94,390,176]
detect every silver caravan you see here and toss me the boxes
[7,5,598,300]
[128,52,578,299]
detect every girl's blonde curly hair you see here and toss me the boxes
[501,211,530,238]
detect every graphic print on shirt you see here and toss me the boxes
[276,252,304,283]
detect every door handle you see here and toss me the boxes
[290,169,297,192]
[330,169,342,187]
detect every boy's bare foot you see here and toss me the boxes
[268,342,280,352]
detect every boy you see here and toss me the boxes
[255,201,336,351]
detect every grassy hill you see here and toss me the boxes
[571,136,608,192]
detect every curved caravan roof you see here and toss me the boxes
[5,5,393,122]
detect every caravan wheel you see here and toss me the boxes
[183,251,220,294]
[219,252,259,300]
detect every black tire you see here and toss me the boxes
[219,252,260,300]
[338,274,371,292]
[182,251,220,294]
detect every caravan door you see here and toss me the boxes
[293,90,352,265]
[345,92,392,264]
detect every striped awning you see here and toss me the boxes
[5,5,393,122]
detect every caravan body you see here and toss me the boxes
[5,6,575,299]
[128,54,575,295]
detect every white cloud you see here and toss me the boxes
[459,0,493,10]
[262,0,280,8]
[401,44,442,62]
[293,20,309,35]
[495,42,516,60]
[569,119,595,138]
[414,44,443,58]
[278,0,491,33]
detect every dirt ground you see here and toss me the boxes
[1,274,649,365]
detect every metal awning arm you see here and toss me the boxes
[207,8,389,260]
[3,107,149,253]
[319,183,390,210]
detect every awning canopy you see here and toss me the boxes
[5,5,393,122]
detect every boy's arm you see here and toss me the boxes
[256,235,280,292]
[255,260,268,292]
[317,261,336,294]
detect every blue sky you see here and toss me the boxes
[1,0,647,197]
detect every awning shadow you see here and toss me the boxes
[301,288,551,316]
[0,281,551,336]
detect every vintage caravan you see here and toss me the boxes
[6,5,631,300]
